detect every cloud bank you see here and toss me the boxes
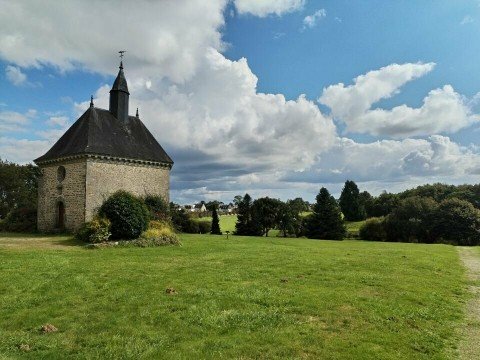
[1,0,479,202]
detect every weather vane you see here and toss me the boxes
[119,50,126,60]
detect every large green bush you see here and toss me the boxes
[99,191,150,239]
[0,207,37,232]
[359,217,386,242]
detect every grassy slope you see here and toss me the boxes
[345,221,366,238]
[0,233,466,359]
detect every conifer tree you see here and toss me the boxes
[339,180,366,221]
[210,206,222,235]
[235,193,252,235]
[234,193,262,236]
[306,187,346,240]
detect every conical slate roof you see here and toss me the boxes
[111,61,129,94]
[34,107,173,165]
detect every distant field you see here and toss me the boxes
[345,220,366,238]
[0,232,467,359]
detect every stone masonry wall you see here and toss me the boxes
[37,159,87,232]
[85,159,170,221]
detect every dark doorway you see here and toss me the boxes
[57,202,65,229]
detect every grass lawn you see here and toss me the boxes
[194,215,237,232]
[0,232,467,359]
[345,220,366,238]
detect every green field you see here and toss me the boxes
[195,214,237,233]
[0,233,468,359]
[197,215,280,236]
[345,220,366,238]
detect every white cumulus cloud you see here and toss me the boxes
[234,0,305,17]
[302,9,327,29]
[319,62,479,138]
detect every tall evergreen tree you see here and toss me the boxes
[305,187,346,240]
[339,180,366,221]
[210,206,222,235]
[234,193,252,235]
[234,194,262,236]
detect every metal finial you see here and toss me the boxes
[119,50,126,69]
[136,107,139,118]
[90,95,94,108]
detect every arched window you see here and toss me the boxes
[57,166,66,182]
[56,201,65,229]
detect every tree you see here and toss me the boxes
[251,197,283,236]
[234,194,262,236]
[368,192,400,217]
[359,191,373,218]
[305,187,346,240]
[431,198,480,246]
[277,199,305,237]
[339,180,365,221]
[384,196,438,243]
[0,159,40,219]
[206,200,222,212]
[210,206,222,235]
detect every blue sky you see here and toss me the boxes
[1,0,480,203]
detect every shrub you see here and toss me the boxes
[183,219,200,233]
[149,219,173,230]
[75,217,111,243]
[171,209,190,231]
[0,207,37,232]
[135,227,181,247]
[99,191,150,239]
[144,195,169,221]
[359,217,386,242]
[198,220,211,234]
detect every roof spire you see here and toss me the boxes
[136,107,139,118]
[119,50,126,69]
[90,95,94,108]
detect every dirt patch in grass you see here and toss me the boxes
[0,233,83,250]
[457,247,480,360]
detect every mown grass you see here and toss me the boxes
[0,233,467,359]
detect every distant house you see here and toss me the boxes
[194,203,207,212]
[219,203,236,214]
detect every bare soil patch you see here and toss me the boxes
[457,247,480,360]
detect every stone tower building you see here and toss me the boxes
[34,61,173,232]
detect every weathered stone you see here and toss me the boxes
[36,157,170,233]
[40,324,58,333]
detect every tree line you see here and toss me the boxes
[233,189,345,239]
[2,157,480,245]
